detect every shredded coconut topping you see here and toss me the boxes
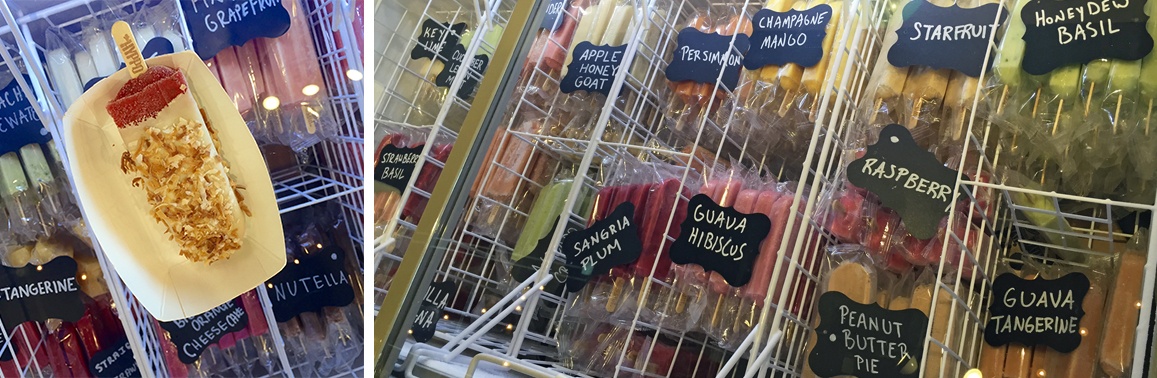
[122,117,248,263]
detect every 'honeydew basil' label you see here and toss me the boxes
[1020,0,1152,75]
[669,194,772,287]
[984,272,1089,352]
[411,281,455,342]
[0,256,84,327]
[888,0,1007,78]
[411,20,467,62]
[541,0,570,31]
[87,338,141,378]
[665,28,751,92]
[560,42,628,96]
[433,44,490,99]
[0,75,46,155]
[160,299,248,364]
[810,291,928,377]
[266,245,356,322]
[744,5,832,70]
[846,124,963,239]
[562,203,644,293]
[374,144,423,191]
[181,0,291,60]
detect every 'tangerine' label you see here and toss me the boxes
[888,0,1007,78]
[669,194,772,287]
[665,28,750,92]
[0,256,84,328]
[560,42,628,96]
[744,5,832,70]
[1020,0,1152,75]
[984,272,1089,352]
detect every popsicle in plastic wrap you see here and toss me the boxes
[1100,231,1148,377]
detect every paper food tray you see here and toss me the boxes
[62,51,286,321]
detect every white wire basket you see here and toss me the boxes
[380,0,1157,375]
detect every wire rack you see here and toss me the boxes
[0,0,365,377]
[383,0,1157,374]
[373,0,515,309]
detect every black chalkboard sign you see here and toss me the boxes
[87,338,141,378]
[810,291,928,377]
[411,20,467,62]
[541,0,570,31]
[0,256,84,328]
[887,0,1007,78]
[744,5,832,70]
[374,144,423,190]
[665,28,750,92]
[181,0,291,60]
[984,272,1089,352]
[433,44,490,99]
[669,194,772,287]
[560,42,628,96]
[266,245,356,322]
[847,124,963,239]
[561,203,644,292]
[0,74,47,155]
[1019,0,1152,75]
[160,299,249,364]
[412,281,455,342]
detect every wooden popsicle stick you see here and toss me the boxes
[111,21,147,78]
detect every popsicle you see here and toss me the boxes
[258,0,328,106]
[866,0,911,104]
[560,0,617,78]
[75,50,100,84]
[213,46,257,114]
[46,48,84,106]
[107,66,247,263]
[775,0,810,94]
[803,258,876,377]
[20,144,66,229]
[824,186,864,243]
[1049,272,1105,378]
[0,151,42,242]
[86,30,119,77]
[1099,235,1147,377]
[798,0,844,96]
[524,4,581,85]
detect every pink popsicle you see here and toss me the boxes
[258,0,327,105]
[741,189,783,304]
[236,42,270,111]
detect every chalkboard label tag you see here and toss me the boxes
[744,5,832,70]
[160,299,249,364]
[0,74,47,155]
[560,42,628,96]
[541,0,570,31]
[846,124,963,239]
[87,338,141,378]
[1020,0,1152,75]
[411,20,467,62]
[887,0,1007,78]
[512,216,579,296]
[374,144,423,190]
[433,44,490,99]
[266,245,356,322]
[562,203,644,293]
[181,0,291,60]
[412,281,456,342]
[984,272,1089,352]
[0,256,84,328]
[669,194,771,287]
[665,28,750,92]
[810,291,928,377]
